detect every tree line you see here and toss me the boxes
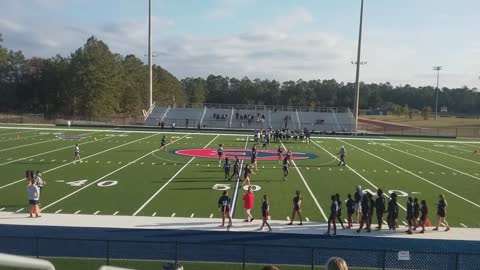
[1,33,479,117]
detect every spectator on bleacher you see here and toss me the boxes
[434,194,450,231]
[375,189,386,230]
[326,257,349,270]
[243,186,254,222]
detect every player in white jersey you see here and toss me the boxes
[217,144,224,165]
[74,144,81,161]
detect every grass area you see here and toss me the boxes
[0,126,479,229]
[362,115,480,128]
[0,257,379,270]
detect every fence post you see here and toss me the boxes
[382,250,386,270]
[242,243,246,270]
[106,240,110,265]
[311,247,315,270]
[35,237,39,258]
[175,241,179,264]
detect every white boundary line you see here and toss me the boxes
[281,141,328,221]
[132,134,219,216]
[231,135,249,216]
[43,134,190,211]
[311,140,407,211]
[0,131,101,166]
[400,141,480,166]
[0,132,153,190]
[380,143,480,182]
[338,139,480,208]
[1,125,480,144]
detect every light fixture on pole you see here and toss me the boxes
[147,0,153,110]
[353,0,365,132]
[433,66,442,120]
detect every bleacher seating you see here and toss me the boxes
[145,104,355,131]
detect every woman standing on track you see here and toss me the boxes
[218,191,232,227]
[243,186,254,222]
[258,195,272,232]
[419,200,428,233]
[433,194,450,231]
[288,190,303,225]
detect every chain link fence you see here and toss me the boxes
[0,236,478,270]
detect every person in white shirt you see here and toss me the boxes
[74,144,80,161]
[34,170,46,191]
[27,182,41,217]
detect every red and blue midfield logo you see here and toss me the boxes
[174,149,318,161]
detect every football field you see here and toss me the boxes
[1,126,480,228]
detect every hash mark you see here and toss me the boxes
[287,216,290,221]
[113,211,119,216]
[74,210,81,214]
[209,214,213,218]
[190,213,194,218]
[305,217,310,222]
[402,221,408,226]
[54,209,62,214]
[15,208,24,213]
[152,212,157,217]
[0,207,5,211]
[460,223,468,228]
[93,211,100,215]
[171,213,176,217]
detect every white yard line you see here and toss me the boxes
[382,143,480,182]
[281,142,328,221]
[400,141,480,166]
[0,131,102,167]
[93,211,100,215]
[113,211,119,216]
[311,140,407,212]
[0,207,5,211]
[339,139,480,209]
[74,210,81,215]
[0,132,154,190]
[231,135,249,216]
[2,125,480,144]
[132,135,219,216]
[15,208,24,213]
[54,209,62,214]
[460,223,468,228]
[42,134,189,211]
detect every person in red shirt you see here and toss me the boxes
[243,186,255,222]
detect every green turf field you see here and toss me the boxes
[0,126,479,228]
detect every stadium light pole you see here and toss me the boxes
[433,66,442,120]
[147,0,153,109]
[353,0,365,132]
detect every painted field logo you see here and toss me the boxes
[174,149,318,161]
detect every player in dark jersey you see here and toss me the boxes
[367,193,375,230]
[387,193,399,230]
[405,197,414,234]
[160,136,167,151]
[251,148,258,171]
[338,146,346,166]
[262,137,268,150]
[287,190,303,225]
[277,146,284,164]
[356,194,371,233]
[258,194,272,232]
[229,156,240,181]
[346,194,355,229]
[434,194,450,231]
[375,189,386,230]
[218,191,232,227]
[419,200,428,233]
[241,164,255,186]
[326,195,338,236]
[223,158,231,181]
[286,149,292,161]
[413,198,420,230]
[282,156,290,181]
[335,193,345,229]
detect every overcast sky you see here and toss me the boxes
[1,0,479,88]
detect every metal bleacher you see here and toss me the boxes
[145,103,354,131]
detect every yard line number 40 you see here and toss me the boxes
[212,184,262,192]
[66,180,118,187]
